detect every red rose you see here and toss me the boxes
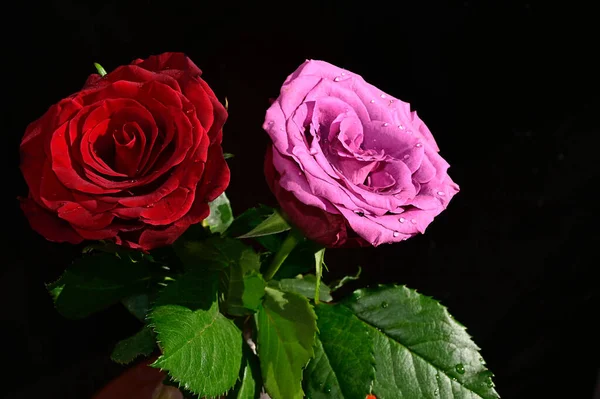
[20,52,230,250]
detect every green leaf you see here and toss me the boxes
[47,253,153,319]
[238,209,291,239]
[255,287,317,399]
[226,205,283,252]
[203,192,234,234]
[224,246,265,316]
[225,269,266,316]
[175,235,250,271]
[303,304,375,398]
[272,240,324,280]
[111,326,156,365]
[228,345,262,399]
[344,285,499,399]
[94,62,107,76]
[329,266,362,292]
[121,294,150,321]
[314,248,325,303]
[153,269,220,311]
[268,275,332,302]
[150,304,243,397]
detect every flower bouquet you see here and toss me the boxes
[19,52,498,399]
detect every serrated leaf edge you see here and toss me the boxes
[347,284,500,399]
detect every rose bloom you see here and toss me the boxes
[20,52,229,250]
[264,60,459,247]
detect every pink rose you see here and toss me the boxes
[263,60,459,247]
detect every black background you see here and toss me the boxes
[2,1,599,398]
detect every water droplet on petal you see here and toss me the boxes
[382,122,389,127]
[411,219,417,224]
[399,217,406,223]
[398,124,404,130]
[380,93,386,98]
[268,121,274,125]
[381,301,389,308]
[370,99,375,103]
[334,76,341,82]
[341,72,346,76]
[393,231,399,237]
[455,363,465,374]
[403,154,410,159]
[416,143,422,148]
[437,191,445,196]
[407,130,413,134]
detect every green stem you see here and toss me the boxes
[263,229,304,281]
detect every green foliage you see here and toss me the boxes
[329,266,362,292]
[272,239,323,280]
[121,294,150,321]
[150,304,243,397]
[203,192,234,234]
[224,247,265,316]
[153,270,220,311]
[304,304,375,398]
[226,205,283,251]
[269,275,332,302]
[227,346,262,399]
[47,253,154,319]
[111,326,156,365]
[93,62,107,76]
[344,285,499,399]
[255,287,317,399]
[238,209,291,239]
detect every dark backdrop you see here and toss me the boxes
[2,1,598,398]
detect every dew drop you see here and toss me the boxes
[370,99,375,103]
[388,99,394,105]
[381,301,389,308]
[324,384,332,393]
[434,389,439,396]
[452,377,458,382]
[406,130,413,134]
[341,72,346,76]
[268,121,274,125]
[411,219,417,224]
[399,217,406,223]
[334,76,341,82]
[455,363,466,374]
[437,191,445,196]
[393,231,399,237]
[403,154,410,159]
[380,93,386,98]
[398,124,404,129]
[382,122,389,127]
[416,143,422,148]
[435,374,441,381]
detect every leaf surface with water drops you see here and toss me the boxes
[345,285,499,399]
